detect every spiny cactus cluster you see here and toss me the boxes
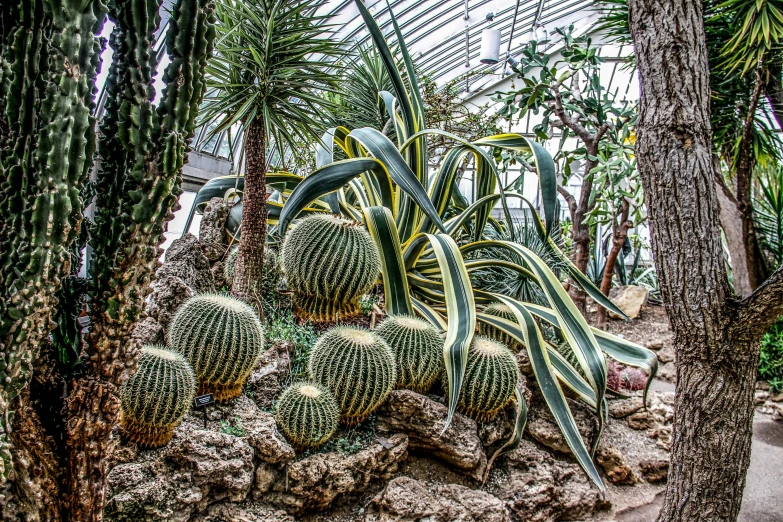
[375,315,443,393]
[457,336,519,422]
[275,382,339,450]
[169,293,265,402]
[308,326,396,424]
[282,215,380,323]
[477,303,522,353]
[119,346,196,448]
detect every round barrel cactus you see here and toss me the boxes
[308,326,396,424]
[478,303,522,352]
[281,215,380,323]
[275,381,339,450]
[375,315,443,393]
[119,345,197,448]
[169,293,265,402]
[457,336,519,422]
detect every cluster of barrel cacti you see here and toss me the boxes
[281,215,380,323]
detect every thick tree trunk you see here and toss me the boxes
[596,201,631,326]
[628,1,776,520]
[231,119,267,312]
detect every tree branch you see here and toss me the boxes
[557,184,577,216]
[736,265,783,335]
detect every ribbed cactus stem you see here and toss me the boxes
[275,382,340,450]
[119,346,196,448]
[477,303,522,353]
[169,294,265,402]
[308,326,396,424]
[282,215,380,323]
[375,315,443,393]
[457,336,519,423]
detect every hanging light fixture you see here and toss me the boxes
[533,23,549,44]
[480,12,500,64]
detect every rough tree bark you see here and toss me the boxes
[628,1,783,521]
[596,199,631,326]
[231,118,268,313]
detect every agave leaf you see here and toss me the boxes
[483,386,528,485]
[363,206,414,316]
[412,297,448,332]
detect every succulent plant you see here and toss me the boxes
[457,336,519,423]
[375,315,443,393]
[169,293,265,402]
[308,326,396,424]
[281,215,380,323]
[224,245,280,292]
[477,303,522,352]
[275,381,340,450]
[119,346,196,448]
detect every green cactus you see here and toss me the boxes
[169,293,265,402]
[275,381,339,450]
[457,336,519,423]
[308,326,396,424]
[119,345,196,448]
[477,303,523,353]
[375,315,443,393]
[282,215,380,323]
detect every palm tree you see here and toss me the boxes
[201,0,344,306]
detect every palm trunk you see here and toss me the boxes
[596,201,631,326]
[231,118,267,312]
[628,1,783,520]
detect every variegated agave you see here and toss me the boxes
[199,0,658,491]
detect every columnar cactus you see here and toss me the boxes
[308,326,396,424]
[225,245,280,293]
[275,382,340,450]
[477,303,522,353]
[457,336,519,422]
[375,315,443,393]
[169,294,265,402]
[282,215,380,323]
[119,346,196,448]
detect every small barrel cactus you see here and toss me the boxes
[375,315,443,393]
[275,381,340,450]
[457,336,519,423]
[169,293,265,402]
[308,326,396,424]
[119,345,197,448]
[281,215,380,323]
[478,303,522,352]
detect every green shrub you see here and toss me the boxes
[760,316,783,393]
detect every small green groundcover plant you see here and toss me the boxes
[760,316,783,393]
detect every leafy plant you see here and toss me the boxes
[219,416,247,437]
[269,1,658,491]
[760,316,783,393]
[755,165,783,267]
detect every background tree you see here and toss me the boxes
[201,0,344,309]
[627,1,783,520]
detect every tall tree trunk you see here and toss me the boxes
[628,1,783,521]
[231,118,267,311]
[596,200,631,326]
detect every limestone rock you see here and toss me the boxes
[105,429,254,521]
[656,344,675,364]
[264,434,408,514]
[608,397,645,419]
[596,446,637,485]
[639,459,669,483]
[147,275,194,329]
[246,341,294,411]
[211,260,228,291]
[199,197,229,262]
[376,390,486,479]
[189,502,294,522]
[608,285,649,320]
[230,395,296,464]
[367,476,509,522]
[165,233,215,292]
[525,395,597,455]
[131,317,164,345]
[156,260,197,288]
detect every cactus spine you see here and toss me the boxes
[308,326,396,424]
[120,346,196,448]
[275,382,339,450]
[477,303,522,353]
[375,315,443,393]
[282,215,380,323]
[457,336,519,423]
[169,294,265,402]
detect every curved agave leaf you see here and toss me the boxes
[444,194,502,236]
[489,294,605,492]
[380,90,408,147]
[405,233,476,430]
[363,206,413,316]
[483,386,528,485]
[277,158,393,234]
[412,297,448,332]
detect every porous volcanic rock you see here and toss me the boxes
[263,434,408,515]
[165,233,214,292]
[189,501,295,522]
[525,393,597,455]
[105,429,254,522]
[147,275,194,329]
[230,395,296,464]
[246,340,294,411]
[131,317,164,345]
[596,446,637,485]
[375,390,486,479]
[199,197,229,262]
[366,476,510,522]
[639,459,669,483]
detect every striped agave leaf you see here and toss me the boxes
[363,205,413,316]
